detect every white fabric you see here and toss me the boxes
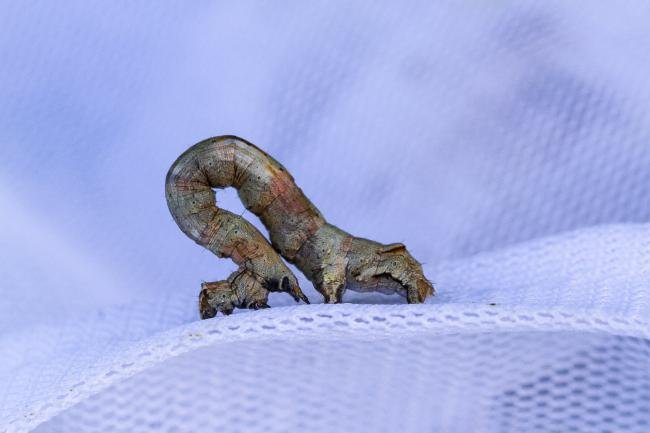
[1,2,650,432]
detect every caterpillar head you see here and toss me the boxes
[199,281,237,318]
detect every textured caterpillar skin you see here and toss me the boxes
[166,135,434,318]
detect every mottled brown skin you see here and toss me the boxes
[166,135,433,318]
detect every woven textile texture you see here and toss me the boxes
[1,2,650,432]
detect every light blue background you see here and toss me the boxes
[1,1,649,329]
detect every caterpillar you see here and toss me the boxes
[165,136,434,318]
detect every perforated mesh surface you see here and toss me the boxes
[23,305,650,433]
[32,331,650,433]
[2,1,650,432]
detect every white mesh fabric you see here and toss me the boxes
[30,327,650,433]
[1,1,650,432]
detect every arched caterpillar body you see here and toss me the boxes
[166,136,433,318]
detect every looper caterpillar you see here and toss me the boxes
[166,136,434,318]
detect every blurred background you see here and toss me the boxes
[2,0,649,323]
[2,2,650,432]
